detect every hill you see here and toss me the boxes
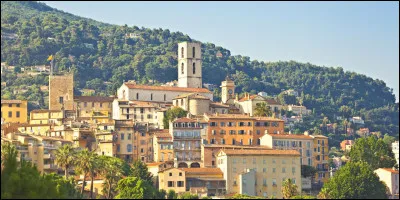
[1,1,398,139]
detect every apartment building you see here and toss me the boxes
[114,120,135,163]
[217,149,301,198]
[311,135,329,183]
[30,110,64,125]
[1,100,28,124]
[374,168,399,199]
[201,144,271,168]
[170,118,203,168]
[204,113,284,146]
[112,100,164,128]
[153,130,174,162]
[95,123,116,157]
[74,96,114,124]
[134,124,153,163]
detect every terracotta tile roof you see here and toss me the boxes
[146,162,166,167]
[238,94,260,102]
[74,96,115,102]
[155,132,172,138]
[381,168,399,174]
[124,83,212,93]
[17,123,54,127]
[128,101,156,108]
[174,118,196,123]
[1,100,25,104]
[173,93,210,100]
[205,113,284,122]
[268,133,313,139]
[220,149,300,156]
[181,168,223,175]
[203,144,271,149]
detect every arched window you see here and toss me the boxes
[181,63,184,74]
[181,47,184,58]
[193,63,196,74]
[136,93,139,100]
[193,47,195,57]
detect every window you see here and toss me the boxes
[136,93,139,100]
[59,97,64,104]
[292,167,296,174]
[128,134,131,140]
[263,159,266,164]
[92,102,95,107]
[247,122,252,126]
[100,103,103,108]
[249,139,252,145]
[169,173,172,176]
[229,130,236,135]
[84,102,87,107]
[117,144,120,152]
[256,130,261,135]
[193,63,196,74]
[263,179,267,186]
[282,160,286,164]
[210,122,217,126]
[292,178,296,184]
[253,158,256,164]
[243,158,246,164]
[272,159,276,164]
[16,104,20,107]
[181,47,184,58]
[181,63,184,74]
[192,47,195,57]
[263,168,267,173]
[177,181,184,187]
[8,111,12,118]
[220,130,226,135]
[220,122,225,127]
[168,181,174,187]
[151,93,153,101]
[273,168,276,173]
[233,167,236,173]
[282,167,286,173]
[233,158,236,164]
[16,111,20,118]
[164,94,167,101]
[8,104,12,107]
[272,179,277,186]
[257,139,261,145]
[232,139,235,145]
[127,144,132,152]
[263,192,267,197]
[121,133,125,140]
[179,172,182,176]
[221,139,225,144]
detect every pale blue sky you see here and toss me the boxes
[42,1,399,102]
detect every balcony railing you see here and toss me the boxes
[176,157,201,161]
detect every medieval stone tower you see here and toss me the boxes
[221,75,235,104]
[49,74,74,110]
[178,42,202,88]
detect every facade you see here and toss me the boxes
[95,123,116,157]
[114,120,135,163]
[393,141,399,167]
[217,149,301,198]
[340,140,354,152]
[49,74,74,110]
[310,135,329,183]
[74,96,114,124]
[260,133,314,166]
[170,118,203,168]
[221,76,235,104]
[117,83,213,103]
[173,93,211,116]
[153,130,174,162]
[201,144,271,168]
[350,116,365,125]
[158,168,187,194]
[287,105,311,115]
[1,100,28,124]
[30,110,64,125]
[178,42,202,88]
[235,94,282,117]
[17,123,53,136]
[204,113,285,146]
[374,168,399,199]
[112,100,161,128]
[134,124,153,163]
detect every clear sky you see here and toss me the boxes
[42,1,399,102]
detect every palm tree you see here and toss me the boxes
[254,102,273,117]
[332,123,338,135]
[281,178,298,199]
[88,153,100,199]
[55,144,76,178]
[342,119,349,135]
[75,149,96,197]
[99,156,128,199]
[322,117,329,134]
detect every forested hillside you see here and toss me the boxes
[1,1,398,138]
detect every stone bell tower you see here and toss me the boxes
[178,42,202,88]
[221,75,235,104]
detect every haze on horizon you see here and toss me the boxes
[42,1,399,102]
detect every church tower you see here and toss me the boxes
[221,75,235,104]
[178,42,202,88]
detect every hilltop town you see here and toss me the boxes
[2,42,398,199]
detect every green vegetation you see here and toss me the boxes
[167,190,178,199]
[177,192,200,199]
[1,143,80,199]
[290,195,317,199]
[229,194,264,199]
[281,178,298,199]
[163,106,188,129]
[318,161,388,199]
[349,136,397,170]
[300,165,317,178]
[254,102,273,117]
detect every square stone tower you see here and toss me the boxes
[221,76,235,104]
[178,42,202,88]
[49,74,74,110]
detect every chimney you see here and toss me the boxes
[304,131,309,136]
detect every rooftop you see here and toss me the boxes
[124,83,212,93]
[204,113,284,121]
[203,144,271,149]
[181,168,223,175]
[31,109,61,113]
[173,118,196,123]
[380,168,399,174]
[268,133,313,139]
[1,100,25,104]
[220,149,300,156]
[74,96,115,102]
[173,93,210,100]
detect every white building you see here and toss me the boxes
[349,116,364,125]
[287,105,311,115]
[374,168,399,199]
[393,141,399,167]
[258,92,268,97]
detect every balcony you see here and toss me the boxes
[17,146,29,152]
[43,144,57,149]
[176,157,201,161]
[173,136,201,140]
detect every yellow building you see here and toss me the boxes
[1,133,72,174]
[114,120,136,163]
[17,124,53,136]
[159,168,187,194]
[30,110,64,125]
[74,96,114,124]
[1,100,28,124]
[310,135,329,183]
[152,129,174,162]
[216,149,301,198]
[95,123,116,157]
